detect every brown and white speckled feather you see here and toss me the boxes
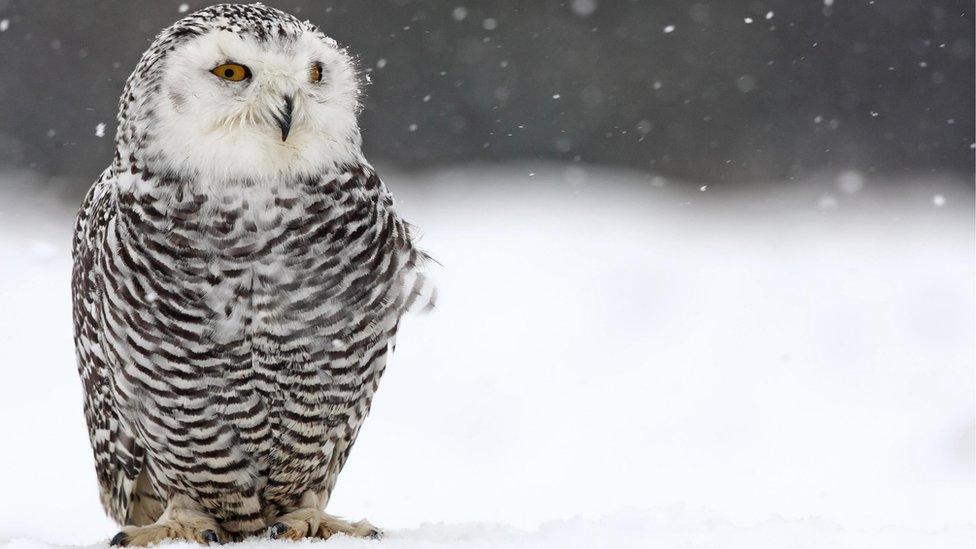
[72,4,433,540]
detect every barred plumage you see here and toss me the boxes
[71,4,433,544]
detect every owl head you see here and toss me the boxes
[116,3,363,184]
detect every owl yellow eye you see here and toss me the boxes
[211,63,250,82]
[309,63,323,84]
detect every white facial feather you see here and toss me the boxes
[125,11,362,185]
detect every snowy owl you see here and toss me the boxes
[71,4,434,545]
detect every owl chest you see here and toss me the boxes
[190,203,354,354]
[119,189,368,367]
[122,183,388,368]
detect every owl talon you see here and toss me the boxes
[109,496,224,546]
[268,522,288,539]
[269,502,380,541]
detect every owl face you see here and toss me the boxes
[132,10,362,183]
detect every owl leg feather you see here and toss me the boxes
[267,491,381,540]
[110,495,226,546]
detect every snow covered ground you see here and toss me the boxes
[0,164,972,548]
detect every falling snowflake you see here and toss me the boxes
[95,123,106,138]
[932,194,946,207]
[736,75,756,92]
[0,19,9,32]
[837,171,864,194]
[663,25,675,33]
[452,7,468,21]
[817,194,839,210]
[570,0,598,18]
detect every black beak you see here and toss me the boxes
[275,95,293,142]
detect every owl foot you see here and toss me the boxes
[267,509,381,541]
[110,497,226,546]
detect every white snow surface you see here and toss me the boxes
[0,164,972,548]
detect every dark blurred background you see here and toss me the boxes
[0,0,972,194]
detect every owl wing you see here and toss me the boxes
[72,170,150,525]
[371,169,437,317]
[315,167,437,498]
